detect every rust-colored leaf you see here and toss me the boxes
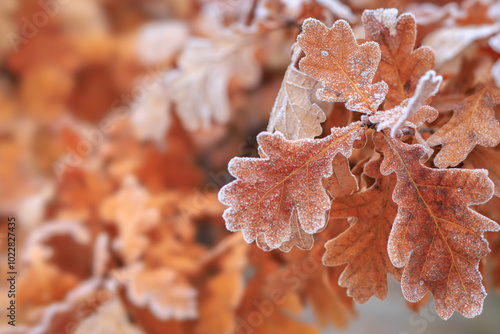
[427,88,500,168]
[323,157,402,303]
[297,18,388,114]
[219,122,365,250]
[463,146,500,197]
[373,132,499,319]
[362,9,435,108]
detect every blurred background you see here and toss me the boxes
[0,0,499,333]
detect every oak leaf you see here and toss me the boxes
[168,29,261,131]
[362,9,436,108]
[219,122,365,250]
[422,24,500,68]
[267,44,326,140]
[323,157,402,303]
[297,18,388,114]
[427,88,500,168]
[373,132,499,319]
[463,146,500,197]
[99,176,160,264]
[119,262,198,321]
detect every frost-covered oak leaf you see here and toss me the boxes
[219,122,365,250]
[373,132,499,319]
[323,157,401,303]
[362,9,435,108]
[297,18,388,114]
[267,44,326,140]
[427,88,500,168]
[464,146,500,197]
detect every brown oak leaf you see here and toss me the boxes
[373,131,499,319]
[323,157,402,303]
[219,122,365,250]
[362,9,435,108]
[463,146,500,197]
[267,44,326,140]
[297,18,388,114]
[427,88,500,168]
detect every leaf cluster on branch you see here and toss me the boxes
[220,8,500,320]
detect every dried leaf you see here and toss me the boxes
[422,24,500,68]
[267,45,326,140]
[323,157,401,303]
[373,132,499,319]
[120,262,198,321]
[99,176,160,264]
[298,18,388,114]
[427,88,500,168]
[219,122,365,249]
[323,154,358,199]
[168,29,261,131]
[136,22,188,65]
[29,279,107,334]
[130,74,171,148]
[463,146,500,197]
[362,9,436,108]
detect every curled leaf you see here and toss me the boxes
[267,44,326,140]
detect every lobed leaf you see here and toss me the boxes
[373,132,499,319]
[219,122,365,250]
[297,18,388,114]
[427,88,500,168]
[362,9,435,108]
[323,157,401,303]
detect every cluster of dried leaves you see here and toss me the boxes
[220,0,500,322]
[0,0,499,333]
